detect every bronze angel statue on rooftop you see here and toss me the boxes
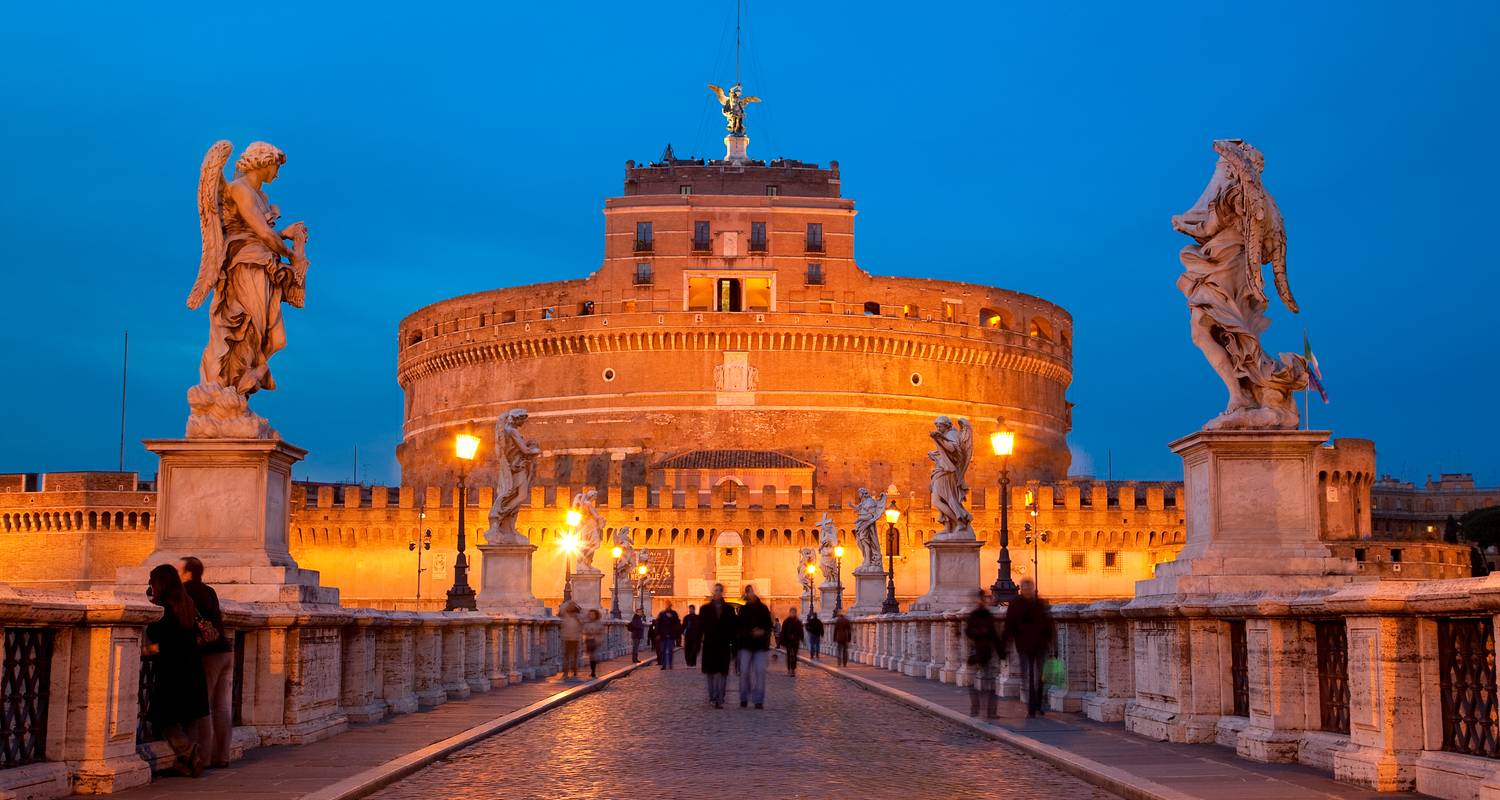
[186,140,310,438]
[708,83,760,136]
[1172,139,1308,430]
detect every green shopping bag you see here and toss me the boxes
[1042,656,1067,689]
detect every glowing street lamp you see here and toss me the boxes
[804,562,818,613]
[565,508,583,528]
[882,501,902,613]
[558,530,580,605]
[610,545,624,619]
[635,561,649,614]
[989,422,1018,604]
[833,545,846,613]
[445,432,481,610]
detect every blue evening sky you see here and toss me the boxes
[2,1,1496,486]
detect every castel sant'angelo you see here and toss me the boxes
[3,89,1435,610]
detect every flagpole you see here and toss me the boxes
[1304,387,1310,431]
[118,330,129,471]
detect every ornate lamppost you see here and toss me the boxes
[833,545,845,613]
[610,545,624,619]
[408,518,431,602]
[805,562,818,614]
[445,433,480,610]
[881,506,901,613]
[634,560,649,614]
[559,519,580,606]
[1021,489,1045,594]
[989,424,1019,604]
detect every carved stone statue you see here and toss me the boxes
[816,514,839,587]
[187,141,309,438]
[928,416,974,538]
[613,526,640,581]
[484,409,542,545]
[1173,139,1309,430]
[849,487,889,570]
[708,83,760,137]
[571,488,604,574]
[797,547,817,596]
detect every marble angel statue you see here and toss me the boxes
[571,488,605,573]
[1172,139,1309,430]
[485,408,542,545]
[928,416,974,537]
[849,487,889,570]
[816,514,839,586]
[612,526,641,581]
[797,547,817,597]
[708,83,760,136]
[186,141,309,438]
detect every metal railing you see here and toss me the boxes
[1316,620,1350,734]
[1439,616,1500,758]
[0,628,54,768]
[633,239,653,252]
[1229,620,1249,717]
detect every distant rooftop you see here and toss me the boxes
[623,146,840,198]
[652,449,814,471]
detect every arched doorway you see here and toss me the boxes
[715,530,744,597]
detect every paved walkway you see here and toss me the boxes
[113,655,644,800]
[372,655,1118,800]
[812,657,1429,800]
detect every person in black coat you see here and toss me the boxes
[681,605,702,667]
[654,603,682,670]
[964,589,1001,719]
[735,585,774,708]
[805,612,824,659]
[778,609,804,675]
[626,612,646,662]
[143,564,210,777]
[999,579,1055,718]
[698,584,738,708]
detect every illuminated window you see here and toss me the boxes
[903,304,920,319]
[743,278,772,311]
[980,307,1011,329]
[1030,317,1054,340]
[943,302,959,322]
[687,277,714,311]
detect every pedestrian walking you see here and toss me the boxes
[778,608,804,675]
[178,557,232,769]
[964,589,1001,719]
[559,602,583,679]
[682,604,702,667]
[142,564,209,777]
[582,608,606,678]
[627,611,646,663]
[833,611,853,667]
[655,602,682,669]
[999,578,1056,718]
[805,612,824,659]
[735,585,773,708]
[699,584,737,708]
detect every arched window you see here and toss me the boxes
[863,301,881,316]
[1029,317,1054,340]
[407,331,423,347]
[979,307,1012,330]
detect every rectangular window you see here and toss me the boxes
[635,222,653,251]
[542,307,556,320]
[819,300,836,314]
[1103,551,1119,570]
[1069,552,1086,571]
[578,301,594,316]
[766,185,779,196]
[743,278,772,311]
[634,262,653,285]
[943,302,959,323]
[805,263,824,285]
[750,221,767,252]
[679,185,692,195]
[622,299,637,313]
[687,277,714,311]
[501,310,517,324]
[693,221,711,251]
[806,223,824,252]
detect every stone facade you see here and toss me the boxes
[1372,472,1500,538]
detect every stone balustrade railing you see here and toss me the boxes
[847,575,1500,800]
[0,586,615,799]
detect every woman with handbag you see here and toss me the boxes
[142,564,211,777]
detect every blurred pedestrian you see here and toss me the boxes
[1000,578,1056,718]
[582,608,606,678]
[699,584,737,708]
[559,602,583,679]
[655,602,682,669]
[805,611,824,660]
[627,611,646,663]
[142,564,209,777]
[178,557,232,769]
[682,604,702,667]
[833,612,853,667]
[736,585,773,708]
[778,608,804,675]
[965,589,1000,719]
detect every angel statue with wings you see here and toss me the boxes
[708,83,760,137]
[848,487,889,570]
[797,547,817,599]
[186,140,309,438]
[1172,139,1308,430]
[929,416,974,539]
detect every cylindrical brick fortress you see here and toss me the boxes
[396,156,1073,494]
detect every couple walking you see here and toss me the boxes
[697,583,775,708]
[558,603,607,679]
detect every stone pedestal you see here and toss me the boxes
[477,542,543,615]
[820,583,843,616]
[724,134,749,164]
[567,570,603,614]
[1140,430,1355,597]
[850,566,888,616]
[116,438,337,604]
[911,534,982,612]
